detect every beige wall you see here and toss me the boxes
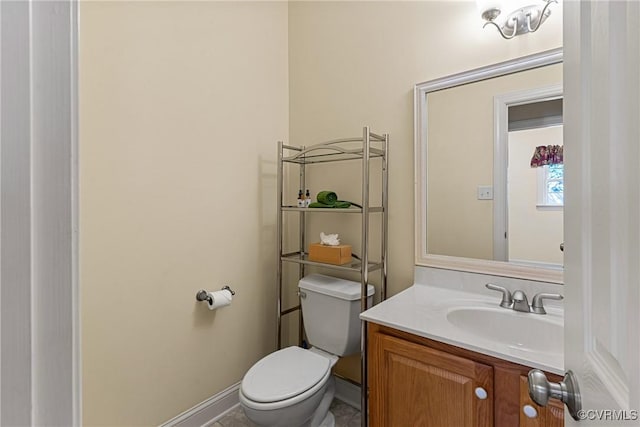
[79,2,288,425]
[426,64,563,260]
[288,1,563,297]
[508,126,564,265]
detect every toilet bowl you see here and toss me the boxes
[239,346,338,427]
[239,274,374,427]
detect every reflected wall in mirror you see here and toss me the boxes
[415,49,564,283]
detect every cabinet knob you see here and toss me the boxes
[523,404,538,418]
[474,387,488,400]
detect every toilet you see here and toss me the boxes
[239,274,374,427]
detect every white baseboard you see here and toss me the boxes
[160,382,240,427]
[161,375,361,427]
[334,377,361,411]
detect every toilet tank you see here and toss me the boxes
[298,274,374,356]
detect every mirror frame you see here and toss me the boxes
[414,48,564,284]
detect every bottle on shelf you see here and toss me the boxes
[305,189,311,207]
[297,190,304,208]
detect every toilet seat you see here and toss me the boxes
[240,346,332,410]
[242,346,330,403]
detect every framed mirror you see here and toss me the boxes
[414,48,563,283]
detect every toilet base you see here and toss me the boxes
[308,376,335,427]
[318,411,335,427]
[240,376,335,427]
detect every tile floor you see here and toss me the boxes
[212,399,361,427]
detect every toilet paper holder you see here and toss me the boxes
[196,286,235,304]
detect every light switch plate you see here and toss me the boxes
[477,185,493,200]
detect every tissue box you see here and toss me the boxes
[308,243,352,265]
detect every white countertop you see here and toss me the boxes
[360,284,564,375]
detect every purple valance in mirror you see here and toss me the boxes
[530,145,563,167]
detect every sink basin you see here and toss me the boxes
[446,307,563,355]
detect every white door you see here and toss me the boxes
[562,0,640,423]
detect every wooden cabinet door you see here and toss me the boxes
[519,376,564,427]
[369,331,493,427]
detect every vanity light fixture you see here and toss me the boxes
[477,0,557,39]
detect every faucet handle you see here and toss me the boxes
[531,293,564,314]
[486,283,513,308]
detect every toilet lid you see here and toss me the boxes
[241,346,331,403]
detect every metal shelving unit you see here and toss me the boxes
[276,126,388,427]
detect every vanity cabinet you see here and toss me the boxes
[368,324,564,427]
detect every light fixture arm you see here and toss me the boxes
[481,0,557,40]
[526,13,534,33]
[483,18,517,40]
[528,0,557,33]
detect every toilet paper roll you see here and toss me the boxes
[206,289,233,310]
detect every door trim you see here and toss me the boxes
[0,0,80,424]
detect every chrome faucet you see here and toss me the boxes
[512,290,531,313]
[486,284,563,314]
